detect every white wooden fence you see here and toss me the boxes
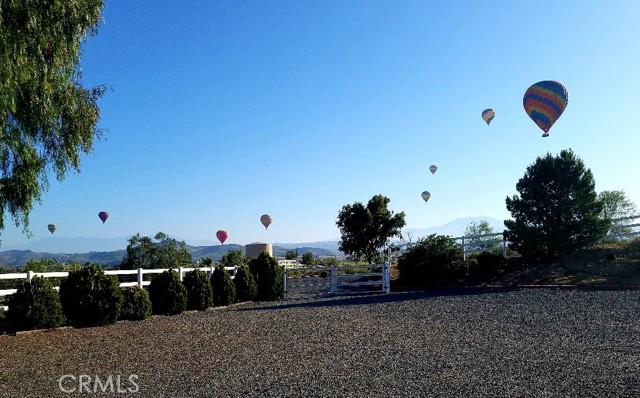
[454,215,640,259]
[604,215,640,240]
[0,266,237,313]
[455,232,506,260]
[284,263,390,298]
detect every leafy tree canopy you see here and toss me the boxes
[336,194,406,263]
[598,190,639,240]
[504,149,610,260]
[284,250,298,260]
[220,249,247,268]
[598,190,638,221]
[0,0,106,239]
[464,220,501,251]
[120,232,192,269]
[300,251,314,265]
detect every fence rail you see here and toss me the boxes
[453,215,640,258]
[284,263,390,298]
[0,266,238,313]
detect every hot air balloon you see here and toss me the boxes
[481,109,495,125]
[421,191,431,203]
[47,224,56,234]
[260,214,272,229]
[98,211,109,224]
[216,230,228,245]
[429,165,437,175]
[523,80,568,137]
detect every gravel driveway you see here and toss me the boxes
[0,288,638,397]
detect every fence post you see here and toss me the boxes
[27,270,34,282]
[461,236,466,260]
[178,267,184,281]
[208,265,214,278]
[502,234,507,257]
[283,267,288,297]
[330,266,338,295]
[384,262,390,293]
[137,268,143,287]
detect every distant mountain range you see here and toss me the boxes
[403,216,506,240]
[0,244,339,268]
[0,216,506,267]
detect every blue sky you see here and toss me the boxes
[2,0,640,248]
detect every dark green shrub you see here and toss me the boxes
[183,269,213,310]
[7,277,64,331]
[59,265,123,328]
[120,285,152,321]
[211,266,236,306]
[148,269,187,315]
[249,252,284,301]
[233,266,257,303]
[397,234,467,286]
[470,251,506,279]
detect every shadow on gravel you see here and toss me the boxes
[239,287,521,311]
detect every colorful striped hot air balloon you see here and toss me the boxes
[481,109,495,125]
[47,224,56,234]
[523,80,569,137]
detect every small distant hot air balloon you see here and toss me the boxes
[482,109,495,125]
[421,191,431,203]
[260,214,272,229]
[98,211,109,224]
[523,80,568,137]
[429,165,437,175]
[47,224,56,234]
[216,230,228,245]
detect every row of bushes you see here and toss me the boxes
[397,234,506,286]
[6,252,284,332]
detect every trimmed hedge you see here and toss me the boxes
[249,251,284,301]
[7,277,64,331]
[233,265,257,303]
[148,269,187,315]
[59,265,123,328]
[211,266,236,306]
[120,285,152,321]
[183,269,213,311]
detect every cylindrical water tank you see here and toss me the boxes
[245,242,272,259]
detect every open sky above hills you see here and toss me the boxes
[1,0,639,248]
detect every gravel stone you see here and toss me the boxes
[0,288,638,397]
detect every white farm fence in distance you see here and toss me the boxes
[0,266,238,313]
[454,215,640,259]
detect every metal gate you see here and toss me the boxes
[283,263,390,299]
